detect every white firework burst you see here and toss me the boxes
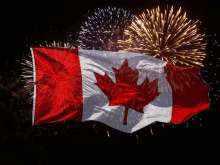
[77,6,135,51]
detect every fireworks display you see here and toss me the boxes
[18,6,213,135]
[18,5,217,135]
[1,2,220,161]
[117,5,207,67]
[77,6,135,51]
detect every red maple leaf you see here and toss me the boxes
[94,59,161,125]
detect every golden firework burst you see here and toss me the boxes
[117,5,207,67]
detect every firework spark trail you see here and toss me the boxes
[150,126,154,135]
[39,40,74,48]
[77,6,135,51]
[117,5,207,68]
[20,53,34,102]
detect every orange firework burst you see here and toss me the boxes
[117,5,207,67]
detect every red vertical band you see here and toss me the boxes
[32,47,83,124]
[164,63,210,123]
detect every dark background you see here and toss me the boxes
[0,0,220,163]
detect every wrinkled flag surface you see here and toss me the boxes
[31,47,210,133]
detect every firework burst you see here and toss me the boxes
[77,6,135,51]
[117,5,207,67]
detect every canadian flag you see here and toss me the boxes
[31,47,210,133]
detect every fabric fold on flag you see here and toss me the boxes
[30,47,210,133]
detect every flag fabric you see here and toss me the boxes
[30,47,210,133]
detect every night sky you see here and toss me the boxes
[1,0,220,163]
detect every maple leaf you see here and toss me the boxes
[94,59,161,125]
